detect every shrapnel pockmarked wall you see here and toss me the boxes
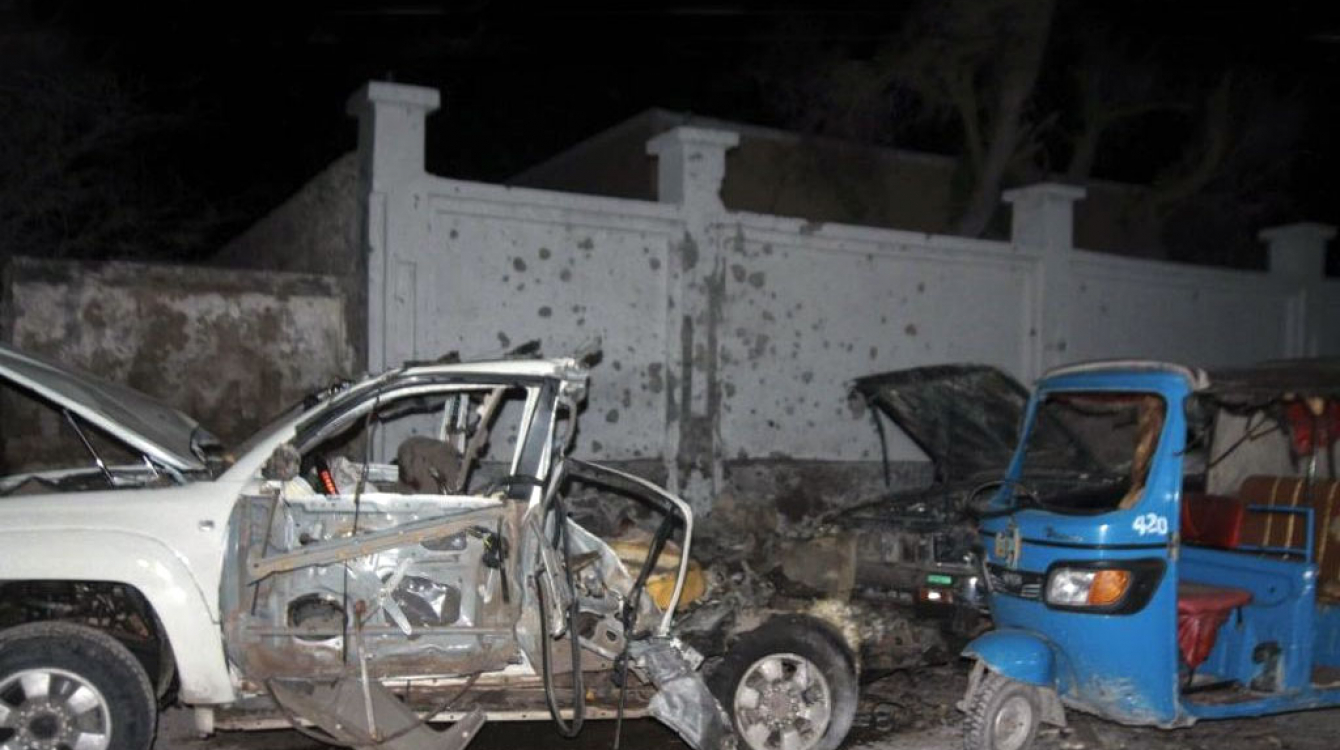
[206,81,1336,517]
[337,82,1338,515]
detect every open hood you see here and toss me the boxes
[0,344,218,473]
[852,364,1033,484]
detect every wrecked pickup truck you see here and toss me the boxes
[0,344,733,750]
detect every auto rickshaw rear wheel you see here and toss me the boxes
[963,670,1040,750]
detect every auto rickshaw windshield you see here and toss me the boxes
[1017,391,1167,513]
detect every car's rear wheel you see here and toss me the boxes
[710,617,857,750]
[0,622,157,750]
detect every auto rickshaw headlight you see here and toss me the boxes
[1046,568,1094,605]
[1045,568,1131,606]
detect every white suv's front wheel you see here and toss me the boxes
[0,622,156,750]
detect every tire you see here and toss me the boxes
[709,617,857,750]
[963,670,1040,750]
[0,622,157,750]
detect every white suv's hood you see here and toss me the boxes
[0,343,216,472]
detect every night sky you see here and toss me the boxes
[5,0,1339,266]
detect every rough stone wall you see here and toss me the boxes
[214,152,365,369]
[214,153,359,277]
[0,256,353,448]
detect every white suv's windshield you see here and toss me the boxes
[0,380,175,494]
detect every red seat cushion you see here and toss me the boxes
[1177,582,1252,671]
[1177,582,1253,614]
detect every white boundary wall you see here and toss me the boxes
[347,82,1339,510]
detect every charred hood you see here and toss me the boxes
[853,364,1031,484]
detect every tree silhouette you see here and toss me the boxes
[744,0,1307,263]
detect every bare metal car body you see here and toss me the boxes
[0,344,731,750]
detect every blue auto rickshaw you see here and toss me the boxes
[961,359,1340,750]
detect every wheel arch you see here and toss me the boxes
[963,628,1060,688]
[725,610,860,676]
[0,579,175,698]
[0,529,234,704]
[754,614,857,669]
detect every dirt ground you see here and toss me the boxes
[845,663,1340,750]
[156,663,1340,750]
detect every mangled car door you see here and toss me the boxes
[515,458,732,750]
[221,379,552,682]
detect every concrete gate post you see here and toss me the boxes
[1003,182,1087,380]
[647,126,739,509]
[347,82,441,372]
[1261,222,1337,357]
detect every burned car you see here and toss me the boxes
[669,365,1034,750]
[0,344,733,750]
[839,364,1031,625]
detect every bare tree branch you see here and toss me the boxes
[1148,73,1235,211]
[953,0,1057,237]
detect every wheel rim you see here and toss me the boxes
[991,693,1034,750]
[0,668,112,750]
[733,652,831,750]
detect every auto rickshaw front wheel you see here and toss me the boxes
[963,670,1041,750]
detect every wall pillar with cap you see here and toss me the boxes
[1261,222,1337,357]
[646,126,740,505]
[347,82,442,372]
[1004,182,1087,379]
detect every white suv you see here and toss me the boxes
[0,344,732,750]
